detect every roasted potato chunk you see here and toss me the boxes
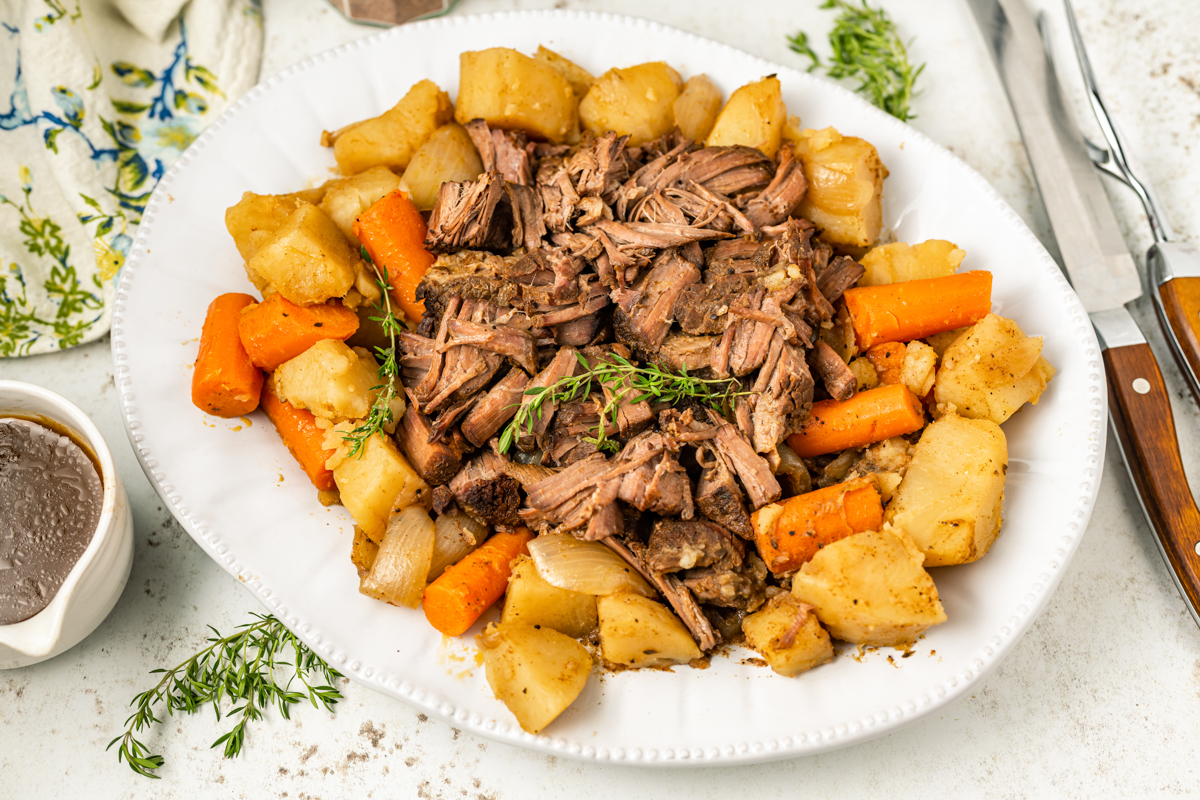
[900,340,938,398]
[579,61,683,146]
[792,527,946,646]
[859,240,966,287]
[502,556,598,639]
[456,48,577,143]
[791,126,887,248]
[324,424,431,541]
[318,165,401,242]
[673,74,723,142]
[332,79,453,175]
[705,76,786,157]
[741,594,833,677]
[247,203,358,306]
[535,45,594,99]
[596,592,701,668]
[274,339,381,422]
[399,123,484,211]
[935,313,1057,424]
[886,413,1007,566]
[478,621,592,734]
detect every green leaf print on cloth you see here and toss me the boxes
[0,0,262,356]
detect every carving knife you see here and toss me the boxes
[967,0,1200,627]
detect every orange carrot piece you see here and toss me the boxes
[788,383,925,458]
[191,293,264,418]
[260,381,337,491]
[422,528,535,636]
[843,270,992,350]
[353,190,434,323]
[755,477,883,573]
[865,341,906,386]
[237,294,359,371]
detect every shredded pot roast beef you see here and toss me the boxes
[396,121,867,652]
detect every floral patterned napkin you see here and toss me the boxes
[0,0,263,357]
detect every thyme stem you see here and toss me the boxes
[341,246,402,458]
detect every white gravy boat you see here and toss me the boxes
[0,381,134,669]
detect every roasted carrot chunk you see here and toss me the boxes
[422,528,534,636]
[788,383,925,458]
[754,477,884,573]
[260,381,337,491]
[237,293,359,371]
[353,190,434,323]
[843,270,992,350]
[191,293,264,417]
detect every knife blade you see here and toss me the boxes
[968,0,1200,627]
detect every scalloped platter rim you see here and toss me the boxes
[111,10,1105,766]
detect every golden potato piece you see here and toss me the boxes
[399,123,484,211]
[791,126,887,248]
[597,592,701,668]
[535,45,594,99]
[792,527,946,646]
[741,593,833,677]
[934,313,1057,424]
[350,525,379,577]
[673,74,723,142]
[456,48,578,143]
[324,424,431,541]
[900,340,938,398]
[246,203,358,306]
[502,556,598,639]
[705,75,786,157]
[579,61,683,146]
[859,240,966,287]
[478,621,592,734]
[319,166,401,242]
[225,192,306,263]
[274,339,381,422]
[886,414,1007,566]
[332,79,453,175]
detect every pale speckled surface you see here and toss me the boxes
[2,0,1199,796]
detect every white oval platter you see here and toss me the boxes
[111,10,1105,766]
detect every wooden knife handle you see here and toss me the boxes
[1157,276,1200,406]
[1104,343,1200,617]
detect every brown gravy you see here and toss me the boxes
[0,415,104,625]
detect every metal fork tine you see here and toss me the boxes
[1063,0,1174,241]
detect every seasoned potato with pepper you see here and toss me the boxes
[935,313,1057,424]
[324,424,430,542]
[859,239,966,287]
[274,339,382,422]
[705,76,787,157]
[399,123,484,211]
[331,79,453,175]
[741,594,833,677]
[886,413,1007,566]
[673,74,723,141]
[246,203,358,306]
[579,62,683,146]
[792,527,946,646]
[478,621,592,734]
[790,126,887,248]
[502,556,598,638]
[597,592,700,668]
[456,48,578,143]
[318,166,401,242]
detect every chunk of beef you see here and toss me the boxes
[450,450,522,526]
[416,250,525,322]
[816,254,865,304]
[706,409,781,509]
[673,274,754,335]
[646,519,744,573]
[660,146,774,196]
[443,318,538,375]
[613,430,693,518]
[394,403,467,486]
[742,143,807,228]
[694,442,753,538]
[651,333,715,373]
[681,553,768,612]
[465,119,532,185]
[568,131,633,205]
[809,339,856,402]
[460,368,529,448]
[613,249,700,352]
[425,172,510,254]
[749,330,815,455]
[513,346,580,451]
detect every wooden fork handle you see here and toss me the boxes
[1104,342,1200,624]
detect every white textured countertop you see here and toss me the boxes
[3,0,1200,796]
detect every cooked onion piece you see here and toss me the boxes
[528,534,654,597]
[359,506,435,608]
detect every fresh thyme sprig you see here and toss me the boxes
[108,613,343,779]
[342,245,402,458]
[788,0,924,122]
[498,353,747,455]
